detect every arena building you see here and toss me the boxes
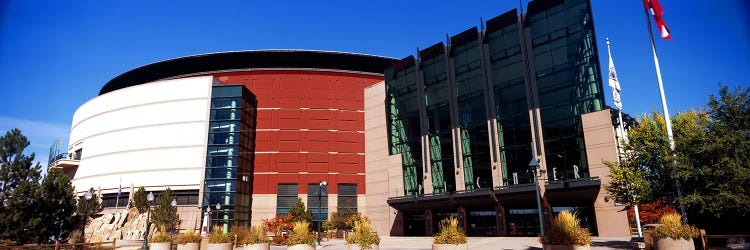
[51,0,630,238]
[51,50,396,231]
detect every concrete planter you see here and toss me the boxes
[655,238,694,250]
[242,243,271,250]
[208,243,233,250]
[287,244,315,250]
[150,242,172,250]
[348,244,379,250]
[177,243,200,250]
[542,244,591,250]
[432,244,467,250]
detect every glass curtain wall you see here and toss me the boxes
[385,57,423,196]
[204,85,256,228]
[527,0,603,181]
[421,44,456,194]
[452,29,492,191]
[486,10,534,186]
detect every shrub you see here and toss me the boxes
[433,217,467,244]
[262,214,293,236]
[230,225,250,245]
[286,221,315,246]
[151,226,172,243]
[651,213,699,240]
[539,211,592,246]
[271,235,286,245]
[346,216,380,249]
[242,225,270,244]
[175,228,202,244]
[208,225,232,244]
[346,213,364,230]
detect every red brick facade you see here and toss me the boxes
[210,70,382,195]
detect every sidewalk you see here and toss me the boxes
[118,236,631,250]
[272,236,631,250]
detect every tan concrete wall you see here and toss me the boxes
[364,82,403,236]
[251,194,276,226]
[581,109,630,236]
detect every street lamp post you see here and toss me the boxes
[142,192,154,250]
[171,198,177,235]
[529,157,546,237]
[317,181,327,246]
[81,190,93,241]
[206,206,212,233]
[215,203,221,232]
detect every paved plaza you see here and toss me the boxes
[303,237,632,250]
[118,236,633,250]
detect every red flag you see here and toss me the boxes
[643,0,672,40]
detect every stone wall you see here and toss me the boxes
[84,207,158,242]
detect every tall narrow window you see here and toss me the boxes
[277,184,298,215]
[338,184,358,214]
[307,183,328,230]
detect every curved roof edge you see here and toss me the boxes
[100,50,398,95]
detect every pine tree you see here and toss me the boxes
[76,187,102,221]
[36,168,77,243]
[0,128,43,244]
[132,186,149,214]
[151,188,181,232]
[288,198,312,223]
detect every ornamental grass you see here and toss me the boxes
[242,225,271,244]
[208,225,233,243]
[651,213,699,240]
[433,217,467,244]
[346,216,380,249]
[175,228,202,244]
[286,221,315,246]
[151,226,172,243]
[539,211,591,246]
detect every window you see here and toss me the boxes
[337,184,357,214]
[101,192,129,208]
[307,183,328,223]
[277,184,298,215]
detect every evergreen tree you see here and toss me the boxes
[76,187,102,221]
[676,86,749,232]
[36,168,77,243]
[288,198,312,223]
[0,128,43,244]
[132,186,149,214]
[150,188,181,232]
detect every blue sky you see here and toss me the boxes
[1,0,748,168]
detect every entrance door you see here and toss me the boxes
[404,214,426,236]
[506,209,540,236]
[467,211,497,236]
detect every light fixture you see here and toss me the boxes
[147,192,154,202]
[84,190,93,201]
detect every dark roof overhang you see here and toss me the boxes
[99,50,397,95]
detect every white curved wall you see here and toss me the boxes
[69,76,216,194]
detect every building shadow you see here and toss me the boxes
[591,239,631,249]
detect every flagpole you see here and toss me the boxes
[607,37,641,237]
[643,1,687,223]
[115,178,121,214]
